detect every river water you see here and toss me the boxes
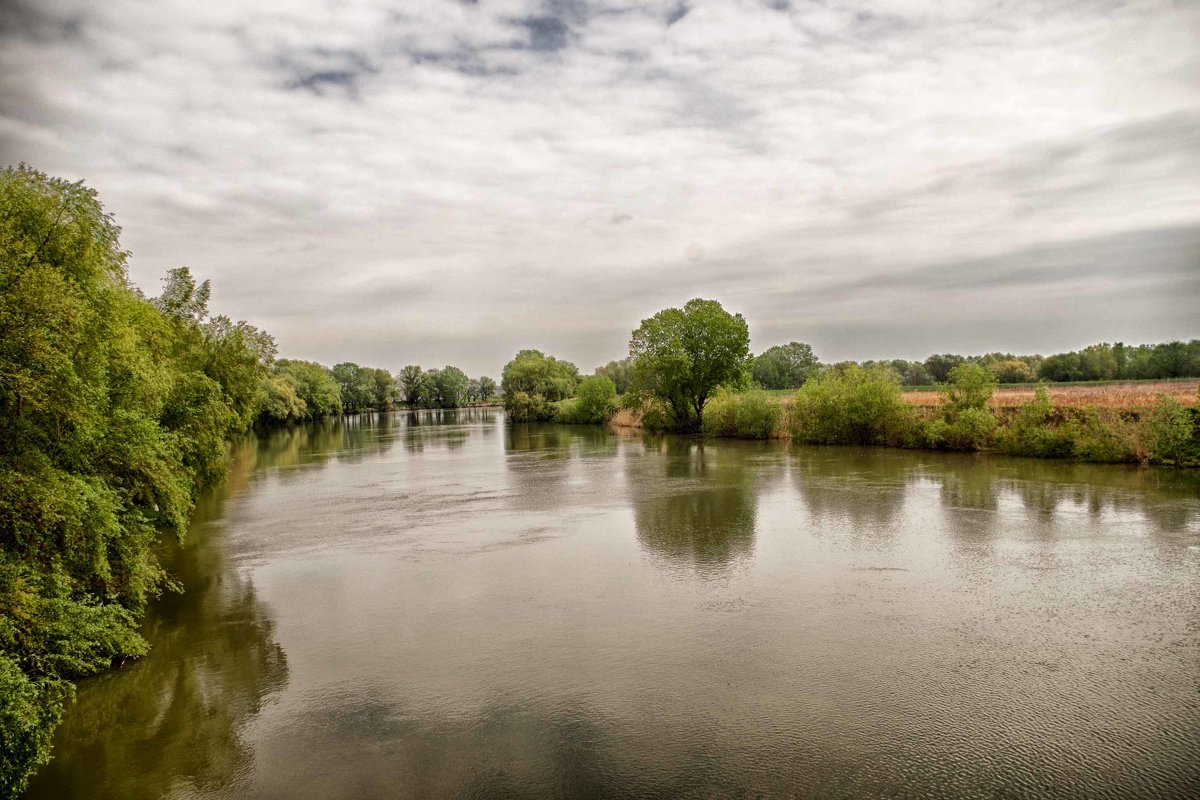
[24,409,1200,799]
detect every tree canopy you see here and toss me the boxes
[752,342,818,390]
[626,298,751,432]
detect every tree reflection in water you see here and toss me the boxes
[24,444,290,800]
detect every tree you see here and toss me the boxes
[275,360,342,418]
[574,376,618,423]
[595,359,633,394]
[501,350,579,421]
[924,353,965,383]
[478,376,497,401]
[991,359,1035,383]
[369,368,398,409]
[626,298,750,432]
[751,342,818,389]
[398,365,429,407]
[432,366,470,407]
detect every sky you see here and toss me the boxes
[1,0,1198,376]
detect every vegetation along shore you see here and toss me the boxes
[2,165,1199,793]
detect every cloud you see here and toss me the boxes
[1,0,1197,374]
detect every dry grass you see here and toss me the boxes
[902,380,1199,409]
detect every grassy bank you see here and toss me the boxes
[613,368,1200,467]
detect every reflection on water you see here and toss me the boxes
[25,412,1200,799]
[628,437,761,576]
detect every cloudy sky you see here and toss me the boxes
[2,0,1197,375]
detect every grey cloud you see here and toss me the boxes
[2,0,1197,375]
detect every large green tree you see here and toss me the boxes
[626,298,751,432]
[751,341,818,390]
[501,349,579,421]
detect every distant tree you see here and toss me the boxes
[466,378,482,403]
[276,360,343,417]
[1149,340,1199,378]
[398,364,430,407]
[478,376,497,401]
[752,342,819,390]
[595,358,633,394]
[924,353,966,383]
[431,365,470,408]
[626,298,751,432]
[991,359,1035,383]
[1038,352,1084,382]
[501,350,579,421]
[332,362,374,412]
[370,368,398,409]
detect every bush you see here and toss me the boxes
[1147,395,1199,466]
[701,389,782,439]
[995,386,1075,459]
[574,376,618,424]
[789,365,914,445]
[506,391,552,423]
[940,363,997,413]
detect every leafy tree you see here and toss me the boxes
[274,360,342,418]
[991,359,1035,383]
[626,298,751,432]
[595,359,633,394]
[369,368,398,409]
[751,342,818,389]
[940,363,997,414]
[332,362,374,412]
[478,376,497,401]
[501,350,579,421]
[924,353,966,383]
[398,364,431,407]
[574,376,618,423]
[431,366,470,408]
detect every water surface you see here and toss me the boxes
[26,410,1200,799]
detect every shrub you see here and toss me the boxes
[701,389,781,439]
[1147,395,1199,466]
[506,391,552,423]
[940,363,997,413]
[944,407,998,450]
[790,365,914,445]
[995,386,1075,458]
[574,376,618,423]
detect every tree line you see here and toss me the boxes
[259,359,497,425]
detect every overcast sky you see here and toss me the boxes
[2,0,1197,375]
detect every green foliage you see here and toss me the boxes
[506,390,551,423]
[991,359,1036,383]
[940,363,997,413]
[923,353,966,383]
[398,364,431,407]
[430,365,470,408]
[751,342,818,390]
[995,386,1076,459]
[626,298,751,432]
[594,358,633,394]
[789,365,913,445]
[701,389,782,439]
[0,165,276,790]
[0,655,70,798]
[272,360,342,420]
[478,376,497,401]
[501,350,579,421]
[565,376,617,424]
[1147,396,1199,466]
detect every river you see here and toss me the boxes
[24,409,1200,799]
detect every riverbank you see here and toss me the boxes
[604,380,1199,468]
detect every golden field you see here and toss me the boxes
[902,380,1199,409]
